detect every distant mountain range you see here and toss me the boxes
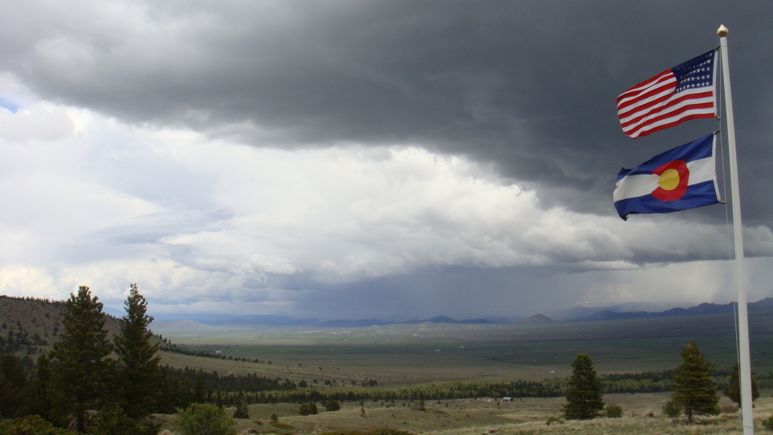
[8,294,771,331]
[519,313,557,325]
[581,297,773,321]
[152,297,773,328]
[154,312,494,328]
[322,315,492,327]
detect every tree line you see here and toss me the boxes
[0,284,306,433]
[3,285,772,432]
[1,285,162,432]
[561,343,763,424]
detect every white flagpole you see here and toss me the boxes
[718,24,754,434]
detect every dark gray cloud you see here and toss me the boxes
[1,1,772,317]
[2,1,771,223]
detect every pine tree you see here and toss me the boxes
[51,286,113,432]
[671,341,719,423]
[232,391,249,419]
[114,283,161,419]
[0,353,29,418]
[28,354,53,420]
[563,353,604,420]
[724,362,759,408]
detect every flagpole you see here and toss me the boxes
[718,24,754,434]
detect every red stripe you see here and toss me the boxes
[626,112,716,138]
[616,80,676,113]
[619,90,714,122]
[617,84,676,117]
[620,93,714,129]
[616,69,672,103]
[624,102,715,135]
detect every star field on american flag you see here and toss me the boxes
[673,51,715,92]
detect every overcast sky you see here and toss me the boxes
[0,1,771,319]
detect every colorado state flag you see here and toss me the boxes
[614,133,720,220]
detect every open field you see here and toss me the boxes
[4,296,773,433]
[154,393,773,434]
[155,312,773,386]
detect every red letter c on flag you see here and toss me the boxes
[651,160,689,201]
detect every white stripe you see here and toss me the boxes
[617,83,675,117]
[617,77,676,113]
[613,156,716,202]
[621,93,715,130]
[627,105,716,138]
[617,72,674,105]
[619,71,671,96]
[688,154,716,185]
[613,173,658,202]
[618,86,711,120]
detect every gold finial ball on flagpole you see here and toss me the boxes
[717,24,729,37]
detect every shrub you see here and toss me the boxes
[763,415,773,431]
[324,400,341,411]
[270,413,278,422]
[720,401,739,414]
[0,415,74,434]
[299,402,318,416]
[663,399,681,418]
[605,404,623,418]
[175,403,235,435]
[89,403,138,435]
[319,431,412,435]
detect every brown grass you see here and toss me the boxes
[152,394,773,435]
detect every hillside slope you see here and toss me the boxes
[0,295,170,358]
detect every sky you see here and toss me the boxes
[0,1,771,319]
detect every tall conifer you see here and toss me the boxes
[114,283,160,419]
[671,341,719,423]
[724,362,759,408]
[563,353,604,420]
[28,354,53,420]
[51,286,113,432]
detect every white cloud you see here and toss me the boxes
[1,93,772,316]
[566,256,773,309]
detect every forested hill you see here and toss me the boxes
[0,294,169,357]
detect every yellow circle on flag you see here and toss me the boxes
[658,168,680,191]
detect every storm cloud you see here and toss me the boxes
[0,1,771,317]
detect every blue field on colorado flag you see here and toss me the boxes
[613,133,720,220]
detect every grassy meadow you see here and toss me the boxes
[149,313,773,432]
[4,295,773,433]
[153,394,773,434]
[155,313,773,387]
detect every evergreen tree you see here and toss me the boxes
[232,391,249,419]
[50,286,113,432]
[0,353,29,418]
[28,354,53,419]
[114,283,161,419]
[671,341,719,423]
[723,362,759,408]
[563,353,604,420]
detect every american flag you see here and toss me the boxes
[616,50,717,139]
